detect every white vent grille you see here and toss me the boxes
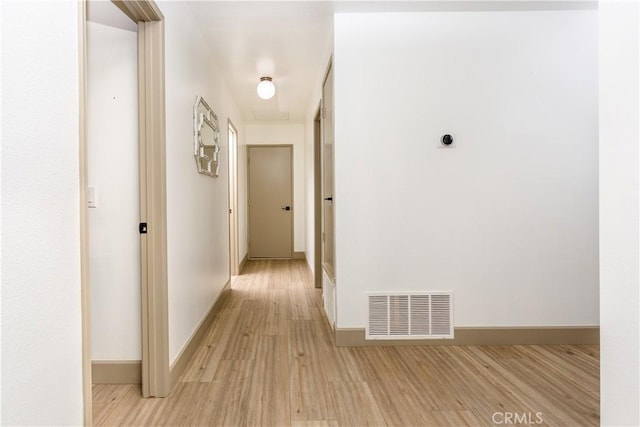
[366,292,453,340]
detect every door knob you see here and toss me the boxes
[282,206,291,211]
[324,196,333,202]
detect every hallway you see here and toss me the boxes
[93,260,599,426]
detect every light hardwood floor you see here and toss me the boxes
[93,259,599,426]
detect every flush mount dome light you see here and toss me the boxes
[257,76,276,100]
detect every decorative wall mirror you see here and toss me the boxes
[194,96,221,177]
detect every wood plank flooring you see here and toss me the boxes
[93,259,599,426]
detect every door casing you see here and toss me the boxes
[78,3,91,423]
[313,104,322,288]
[228,120,240,275]
[135,13,170,399]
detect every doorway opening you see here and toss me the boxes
[86,1,141,389]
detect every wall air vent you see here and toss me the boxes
[366,292,453,340]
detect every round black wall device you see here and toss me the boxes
[441,134,454,146]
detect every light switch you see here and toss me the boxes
[88,186,97,208]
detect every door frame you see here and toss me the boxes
[228,119,240,275]
[247,144,295,259]
[133,7,170,399]
[321,59,336,281]
[80,1,170,422]
[313,104,322,288]
[78,3,91,423]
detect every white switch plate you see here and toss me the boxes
[87,186,97,208]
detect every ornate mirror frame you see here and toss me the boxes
[194,96,221,177]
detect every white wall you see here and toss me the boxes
[1,1,84,425]
[333,11,599,329]
[87,21,140,361]
[599,2,640,425]
[161,1,244,364]
[244,123,306,253]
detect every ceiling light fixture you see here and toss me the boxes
[257,76,276,100]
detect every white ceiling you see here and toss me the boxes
[187,2,334,123]
[89,0,597,124]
